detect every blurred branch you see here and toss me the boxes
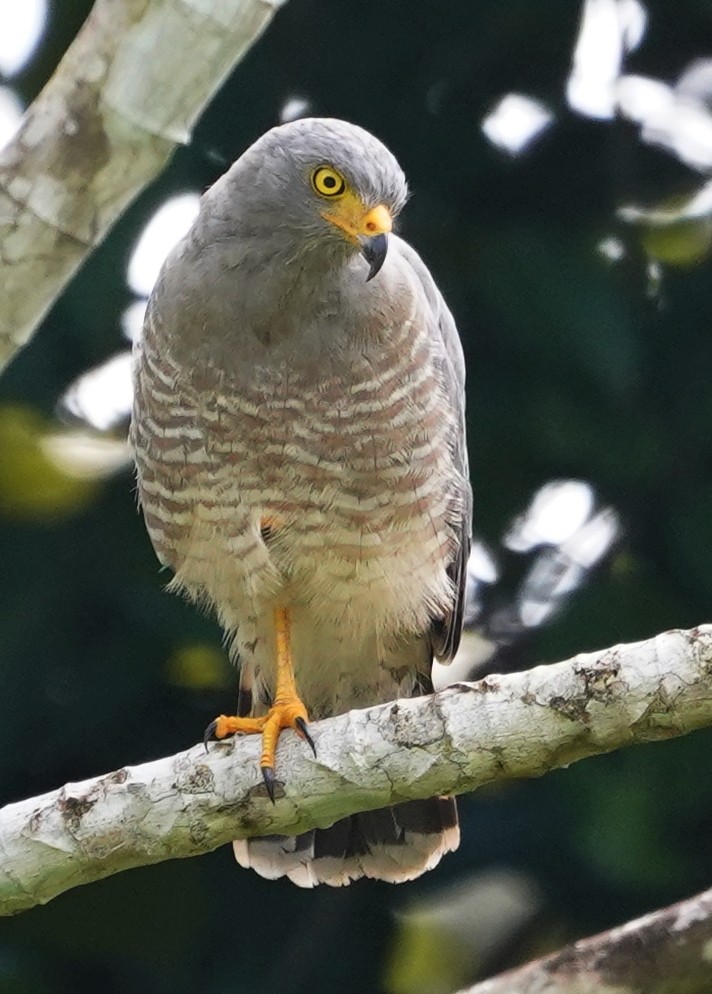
[460,884,712,994]
[0,0,288,369]
[0,625,711,915]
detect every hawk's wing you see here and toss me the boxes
[394,237,473,663]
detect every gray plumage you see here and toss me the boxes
[131,117,471,886]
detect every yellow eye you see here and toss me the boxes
[311,166,346,198]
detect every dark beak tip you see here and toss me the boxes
[360,232,388,282]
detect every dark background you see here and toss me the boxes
[1,1,712,991]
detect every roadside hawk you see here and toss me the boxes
[131,118,472,886]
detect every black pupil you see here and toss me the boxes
[323,174,337,189]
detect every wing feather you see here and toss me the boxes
[393,237,472,663]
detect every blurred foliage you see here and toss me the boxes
[0,405,99,519]
[640,210,712,266]
[2,1,712,992]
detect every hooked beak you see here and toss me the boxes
[359,232,389,281]
[321,201,393,282]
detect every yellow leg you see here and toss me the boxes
[204,607,314,799]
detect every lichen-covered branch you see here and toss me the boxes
[0,0,288,368]
[461,884,712,994]
[0,625,711,915]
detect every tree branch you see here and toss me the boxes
[0,0,288,368]
[461,884,712,994]
[0,625,711,915]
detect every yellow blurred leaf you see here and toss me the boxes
[641,216,712,266]
[0,405,99,520]
[166,643,231,690]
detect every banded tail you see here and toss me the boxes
[233,797,459,887]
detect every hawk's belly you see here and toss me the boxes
[177,425,456,643]
[173,448,453,716]
[136,406,455,714]
[134,346,461,650]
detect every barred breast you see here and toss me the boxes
[131,280,463,712]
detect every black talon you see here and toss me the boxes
[262,765,276,804]
[295,716,317,757]
[203,720,218,752]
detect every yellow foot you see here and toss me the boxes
[204,697,315,802]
